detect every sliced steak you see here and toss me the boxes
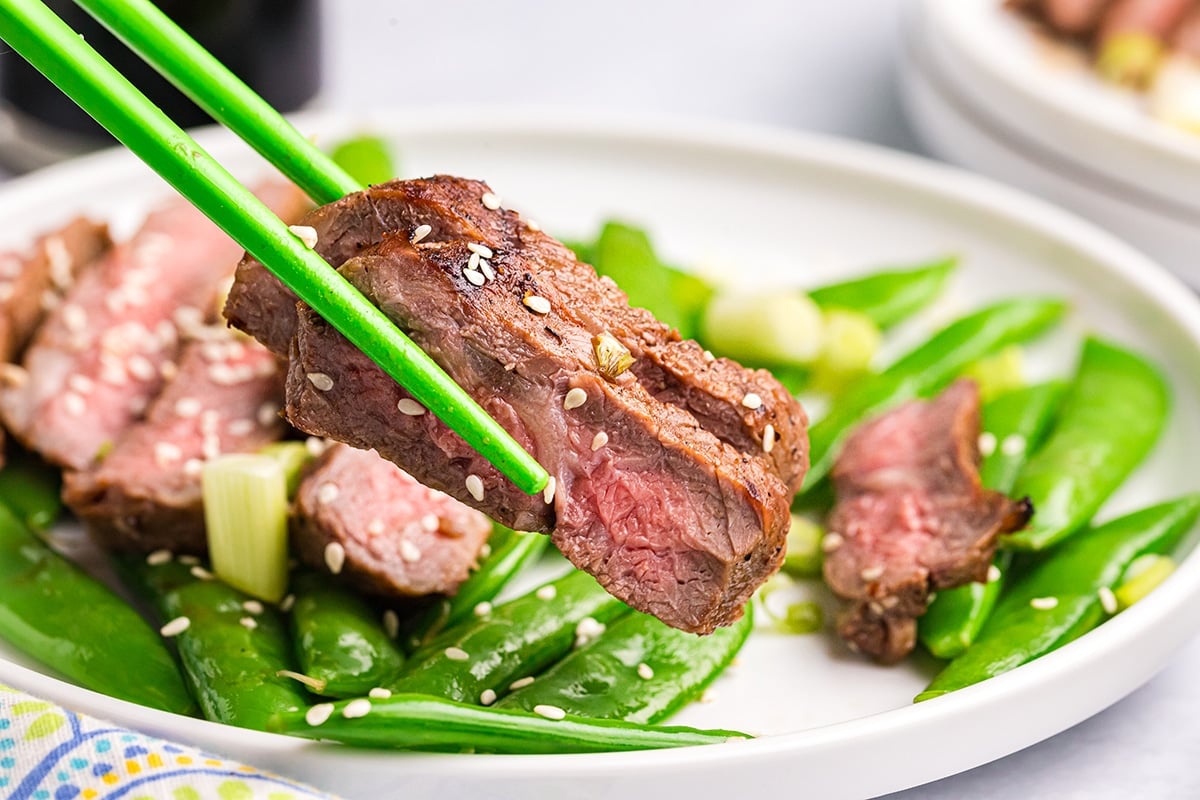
[823,380,1033,663]
[0,183,307,470]
[226,176,807,491]
[62,329,285,554]
[291,443,492,597]
[282,230,795,633]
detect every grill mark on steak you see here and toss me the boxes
[291,443,492,597]
[277,226,795,632]
[62,330,286,554]
[823,380,1033,663]
[225,176,807,489]
[1,183,307,470]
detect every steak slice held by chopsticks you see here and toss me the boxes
[229,176,807,633]
[823,380,1032,664]
[292,443,492,597]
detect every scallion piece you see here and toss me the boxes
[257,441,314,499]
[1115,554,1176,609]
[700,290,824,366]
[202,454,290,602]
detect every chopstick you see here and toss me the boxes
[0,0,550,496]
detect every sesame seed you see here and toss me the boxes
[305,436,328,457]
[563,387,587,410]
[523,294,551,315]
[525,219,541,231]
[463,267,486,287]
[175,397,202,418]
[481,192,502,210]
[239,616,258,630]
[411,224,432,244]
[190,565,214,580]
[317,482,340,504]
[509,676,535,690]
[1001,434,1027,456]
[62,304,86,333]
[591,431,609,451]
[474,601,493,617]
[397,398,426,416]
[978,432,997,457]
[400,540,422,563]
[822,533,844,552]
[420,513,439,532]
[480,689,497,706]
[128,355,156,382]
[62,392,85,416]
[467,252,481,272]
[243,600,264,615]
[160,616,191,637]
[742,392,763,410]
[467,242,494,259]
[324,542,346,574]
[178,555,200,566]
[289,225,319,249]
[183,459,204,478]
[306,703,335,726]
[762,423,776,454]
[479,260,495,281]
[479,544,492,559]
[1099,586,1119,615]
[226,418,254,437]
[367,519,386,536]
[860,566,884,582]
[987,564,1002,583]
[1030,596,1059,610]
[146,549,173,566]
[306,372,335,391]
[703,350,715,362]
[574,616,606,647]
[536,585,557,601]
[637,663,654,680]
[280,593,296,613]
[342,698,372,719]
[444,646,470,662]
[369,687,392,700]
[543,476,557,504]
[465,474,485,502]
[382,609,399,639]
[868,601,885,615]
[154,442,182,466]
[534,704,566,721]
[257,402,280,426]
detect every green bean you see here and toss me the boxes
[918,494,1200,701]
[124,557,308,729]
[329,134,398,186]
[0,450,62,529]
[592,221,712,340]
[497,605,753,724]
[804,297,1067,490]
[782,513,824,578]
[0,506,193,714]
[405,525,549,649]
[289,571,406,698]
[808,256,957,329]
[1005,338,1169,551]
[391,570,628,704]
[919,382,1066,659]
[270,693,748,753]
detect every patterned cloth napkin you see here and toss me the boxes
[0,684,337,800]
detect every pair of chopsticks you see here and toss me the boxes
[0,0,549,495]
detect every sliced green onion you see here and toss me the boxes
[963,345,1025,402]
[755,574,825,635]
[1115,554,1176,609]
[808,308,880,394]
[257,441,315,498]
[782,514,824,578]
[202,454,290,602]
[329,134,398,186]
[700,290,824,366]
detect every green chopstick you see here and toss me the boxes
[71,0,357,204]
[0,0,549,496]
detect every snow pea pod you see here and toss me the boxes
[0,506,194,714]
[125,557,308,730]
[391,570,629,704]
[804,297,1067,490]
[497,605,753,724]
[919,381,1066,659]
[406,524,549,649]
[808,256,957,329]
[918,494,1200,701]
[1005,338,1169,551]
[290,570,406,698]
[271,693,747,753]
[0,450,62,529]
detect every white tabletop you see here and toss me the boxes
[319,2,1197,797]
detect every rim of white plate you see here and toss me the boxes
[1,107,1199,780]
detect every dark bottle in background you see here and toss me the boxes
[0,0,322,172]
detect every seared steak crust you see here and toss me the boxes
[292,444,492,597]
[823,380,1032,663]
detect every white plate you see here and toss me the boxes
[911,0,1200,287]
[1,110,1199,800]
